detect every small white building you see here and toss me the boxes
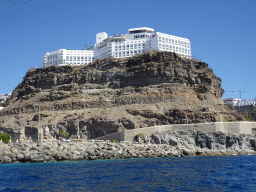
[237,99,256,107]
[94,27,191,60]
[43,49,94,68]
[223,98,241,106]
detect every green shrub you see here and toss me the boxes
[245,114,253,121]
[0,133,13,144]
[224,117,230,122]
[112,140,119,143]
[59,129,68,137]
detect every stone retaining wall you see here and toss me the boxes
[95,122,256,141]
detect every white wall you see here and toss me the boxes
[96,32,108,44]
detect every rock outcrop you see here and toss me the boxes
[0,51,243,140]
[1,129,256,164]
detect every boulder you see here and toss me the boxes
[1,156,12,163]
[151,133,162,144]
[11,147,19,155]
[16,153,25,161]
[168,137,178,146]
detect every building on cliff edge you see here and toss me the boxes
[43,49,94,68]
[43,27,191,68]
[94,27,191,60]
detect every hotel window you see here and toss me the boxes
[115,53,117,57]
[134,51,137,54]
[130,51,133,54]
[119,53,121,57]
[134,44,137,49]
[126,51,129,56]
[85,57,87,60]
[89,57,91,60]
[123,45,125,50]
[127,45,129,48]
[81,56,84,60]
[130,44,133,49]
[77,56,80,61]
[66,56,69,61]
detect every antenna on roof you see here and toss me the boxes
[225,90,236,97]
[238,90,245,100]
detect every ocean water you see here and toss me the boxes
[0,156,256,191]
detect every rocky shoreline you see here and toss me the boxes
[1,131,256,164]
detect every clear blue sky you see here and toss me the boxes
[0,0,255,100]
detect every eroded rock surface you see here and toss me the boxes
[0,51,243,140]
[1,129,256,164]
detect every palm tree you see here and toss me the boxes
[90,46,93,50]
[84,45,88,49]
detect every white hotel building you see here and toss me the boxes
[43,27,191,68]
[43,49,94,68]
[94,27,191,60]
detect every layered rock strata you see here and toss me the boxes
[0,51,243,140]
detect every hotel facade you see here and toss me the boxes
[94,27,191,60]
[43,27,191,68]
[43,49,94,68]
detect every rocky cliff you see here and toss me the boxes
[0,51,243,140]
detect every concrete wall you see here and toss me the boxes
[95,121,256,141]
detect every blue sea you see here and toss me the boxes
[0,156,256,191]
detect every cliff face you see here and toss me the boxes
[0,51,243,140]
